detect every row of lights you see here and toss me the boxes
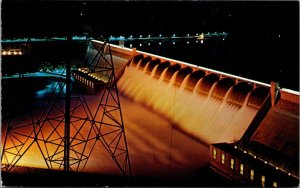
[88,73,103,82]
[78,68,101,81]
[77,68,103,82]
[129,40,206,48]
[77,68,89,74]
[111,32,227,39]
[2,50,23,56]
[234,145,295,178]
[77,68,109,83]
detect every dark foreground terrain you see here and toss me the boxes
[2,165,233,187]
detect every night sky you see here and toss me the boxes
[1,1,299,90]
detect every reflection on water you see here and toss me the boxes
[1,51,268,181]
[1,76,209,179]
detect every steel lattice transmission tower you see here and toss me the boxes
[1,39,131,177]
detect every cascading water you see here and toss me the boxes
[118,55,265,144]
[1,44,270,180]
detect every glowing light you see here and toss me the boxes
[261,175,265,186]
[186,41,189,44]
[223,38,225,41]
[173,42,175,45]
[264,161,267,164]
[198,34,205,40]
[288,173,291,176]
[243,150,247,154]
[159,34,162,37]
[148,34,151,37]
[196,40,198,43]
[254,156,257,159]
[250,169,254,181]
[8,51,11,55]
[230,159,234,169]
[187,34,190,36]
[159,42,162,45]
[139,43,142,47]
[2,51,7,55]
[276,167,279,170]
[221,154,225,164]
[130,44,133,48]
[201,40,204,44]
[213,149,217,159]
[196,33,199,36]
[140,35,142,38]
[240,164,244,175]
[173,34,176,37]
[234,146,237,149]
[130,35,133,38]
[13,51,17,55]
[148,43,150,46]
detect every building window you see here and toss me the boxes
[230,159,234,169]
[273,181,277,187]
[240,164,244,175]
[261,175,266,187]
[250,169,254,181]
[213,149,217,159]
[221,154,225,164]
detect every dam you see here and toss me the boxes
[1,39,298,186]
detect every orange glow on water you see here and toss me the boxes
[1,52,269,179]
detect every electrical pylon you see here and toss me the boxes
[1,39,131,177]
[84,40,132,176]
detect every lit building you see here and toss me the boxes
[210,86,299,187]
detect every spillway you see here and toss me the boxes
[1,40,271,181]
[118,56,265,144]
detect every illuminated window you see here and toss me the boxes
[240,164,244,175]
[230,159,234,169]
[273,181,277,187]
[213,149,217,159]
[250,169,254,181]
[221,154,225,164]
[261,175,266,187]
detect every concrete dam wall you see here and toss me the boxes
[117,53,270,144]
[84,40,271,177]
[1,40,271,179]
